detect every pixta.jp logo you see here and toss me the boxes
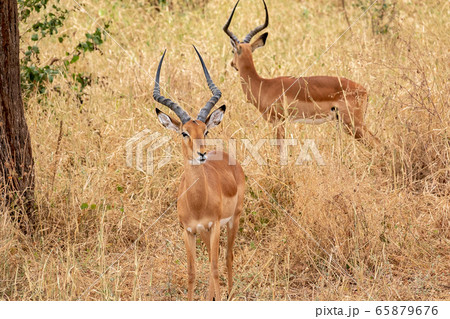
[126,130,325,175]
[126,129,172,175]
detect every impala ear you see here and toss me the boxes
[205,105,226,129]
[251,32,268,52]
[156,108,181,133]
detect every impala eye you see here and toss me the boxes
[204,131,209,136]
[181,132,189,138]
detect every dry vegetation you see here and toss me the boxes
[1,0,449,300]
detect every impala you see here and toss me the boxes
[153,46,245,301]
[223,0,379,146]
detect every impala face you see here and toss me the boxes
[181,120,208,165]
[230,49,239,71]
[156,105,226,165]
[230,41,242,71]
[229,33,268,72]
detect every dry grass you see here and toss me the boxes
[1,0,449,300]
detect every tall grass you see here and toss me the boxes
[1,0,448,300]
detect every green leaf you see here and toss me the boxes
[80,203,89,210]
[70,54,79,64]
[93,37,103,45]
[31,34,38,41]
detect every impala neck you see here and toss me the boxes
[183,159,208,202]
[238,53,264,108]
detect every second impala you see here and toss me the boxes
[223,0,379,146]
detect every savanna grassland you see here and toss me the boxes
[1,0,449,300]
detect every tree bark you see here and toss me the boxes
[0,0,35,227]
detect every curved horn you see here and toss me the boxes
[243,0,269,43]
[223,0,240,44]
[153,50,191,124]
[193,46,222,122]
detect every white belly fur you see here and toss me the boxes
[186,217,233,234]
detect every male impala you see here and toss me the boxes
[153,47,245,301]
[224,0,379,145]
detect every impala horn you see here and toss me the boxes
[193,45,222,123]
[223,0,241,44]
[153,50,191,124]
[243,0,269,43]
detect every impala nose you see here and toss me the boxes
[230,61,238,71]
[197,151,207,162]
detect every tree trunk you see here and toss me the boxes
[0,0,35,227]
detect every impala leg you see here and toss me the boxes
[276,123,285,140]
[276,123,286,153]
[343,118,380,148]
[199,230,215,300]
[183,229,196,301]
[336,108,363,140]
[210,221,221,300]
[226,217,239,300]
[337,98,380,147]
[358,125,381,147]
